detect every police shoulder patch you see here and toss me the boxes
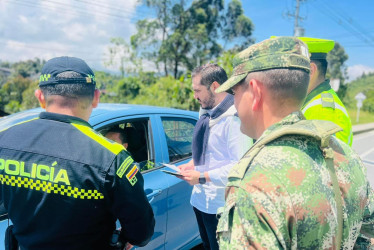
[116,156,134,178]
[126,165,138,186]
[321,92,335,109]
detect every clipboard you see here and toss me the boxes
[161,169,183,177]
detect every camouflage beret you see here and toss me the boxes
[216,37,311,93]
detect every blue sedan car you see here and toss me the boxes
[0,103,202,249]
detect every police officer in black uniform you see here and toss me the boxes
[0,56,155,250]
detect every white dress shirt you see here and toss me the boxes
[190,106,252,214]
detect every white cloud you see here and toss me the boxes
[38,0,76,22]
[0,1,9,11]
[0,0,140,73]
[6,40,27,51]
[62,23,86,42]
[347,65,374,82]
[0,41,72,62]
[19,15,28,24]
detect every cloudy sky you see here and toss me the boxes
[0,0,373,81]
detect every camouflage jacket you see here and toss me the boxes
[217,112,374,249]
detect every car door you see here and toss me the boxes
[156,115,201,250]
[92,114,168,250]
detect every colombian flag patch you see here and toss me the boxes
[126,165,138,186]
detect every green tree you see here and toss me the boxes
[94,71,121,91]
[130,76,198,110]
[0,58,44,113]
[326,42,348,99]
[21,80,40,110]
[137,0,172,75]
[343,73,374,111]
[222,0,254,50]
[106,38,142,77]
[100,72,158,104]
[11,58,44,78]
[113,0,253,78]
[363,89,374,113]
[0,76,34,113]
[216,49,238,76]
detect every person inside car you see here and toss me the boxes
[105,126,129,149]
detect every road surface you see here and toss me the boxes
[353,130,374,188]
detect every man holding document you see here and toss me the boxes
[177,64,252,250]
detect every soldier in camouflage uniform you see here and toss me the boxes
[215,36,374,249]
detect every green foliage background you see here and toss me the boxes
[0,0,373,125]
[344,73,374,114]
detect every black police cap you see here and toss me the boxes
[39,56,96,86]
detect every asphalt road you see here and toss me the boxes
[353,130,374,188]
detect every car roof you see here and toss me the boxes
[89,103,198,126]
[92,103,197,118]
[0,103,198,131]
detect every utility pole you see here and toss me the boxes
[287,0,305,36]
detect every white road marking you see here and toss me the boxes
[353,131,374,141]
[361,147,374,158]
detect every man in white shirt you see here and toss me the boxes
[179,63,252,250]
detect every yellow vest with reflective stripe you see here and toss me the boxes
[302,88,352,146]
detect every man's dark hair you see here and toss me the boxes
[191,64,228,88]
[311,59,328,78]
[247,68,310,105]
[105,126,128,144]
[40,71,95,105]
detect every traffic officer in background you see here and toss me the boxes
[298,37,353,146]
[0,56,155,250]
[215,37,373,248]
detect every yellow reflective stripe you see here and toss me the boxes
[302,98,323,113]
[322,97,334,102]
[116,156,134,178]
[0,117,39,133]
[348,129,353,146]
[302,98,349,118]
[0,174,104,199]
[335,102,350,118]
[72,123,124,155]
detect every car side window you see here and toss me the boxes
[161,117,196,163]
[98,118,154,172]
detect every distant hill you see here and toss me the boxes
[344,72,374,113]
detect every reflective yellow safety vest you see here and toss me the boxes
[302,80,353,146]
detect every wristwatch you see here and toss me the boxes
[199,172,206,184]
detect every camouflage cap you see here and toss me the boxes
[216,36,310,93]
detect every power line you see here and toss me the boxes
[74,0,153,18]
[310,0,374,47]
[4,0,150,22]
[323,1,374,42]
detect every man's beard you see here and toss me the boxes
[201,90,215,110]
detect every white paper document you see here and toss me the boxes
[163,163,180,172]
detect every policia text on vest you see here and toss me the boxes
[0,158,70,186]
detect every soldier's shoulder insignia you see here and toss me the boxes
[126,165,138,186]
